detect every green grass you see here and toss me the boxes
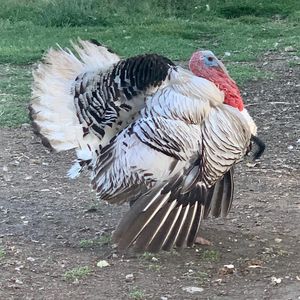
[0,64,31,126]
[0,246,6,260]
[79,235,112,248]
[129,288,145,300]
[64,266,92,281]
[0,0,299,126]
[199,249,220,261]
[227,64,272,85]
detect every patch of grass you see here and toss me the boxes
[227,64,272,85]
[147,263,162,271]
[288,61,300,68]
[195,271,209,284]
[97,235,112,246]
[79,235,112,248]
[0,247,6,260]
[0,64,31,126]
[0,0,299,126]
[79,239,95,248]
[64,266,92,281]
[0,0,299,64]
[0,16,299,64]
[139,252,156,261]
[199,249,220,262]
[129,288,145,300]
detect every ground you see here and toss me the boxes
[0,54,299,300]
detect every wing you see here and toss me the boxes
[91,72,252,252]
[30,40,176,177]
[72,53,175,145]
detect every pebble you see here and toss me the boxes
[20,123,31,130]
[271,276,282,285]
[15,279,23,285]
[27,257,35,262]
[224,264,235,269]
[284,46,296,52]
[287,145,293,150]
[125,273,134,282]
[182,286,204,294]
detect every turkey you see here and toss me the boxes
[30,40,265,252]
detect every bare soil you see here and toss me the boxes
[0,54,299,300]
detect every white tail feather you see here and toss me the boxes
[31,39,120,176]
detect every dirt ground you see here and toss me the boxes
[0,54,299,300]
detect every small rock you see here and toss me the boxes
[274,238,282,243]
[151,256,158,262]
[224,264,235,269]
[271,276,282,285]
[27,257,35,262]
[287,145,293,150]
[297,139,300,144]
[285,46,296,52]
[161,297,168,300]
[182,286,204,294]
[112,253,118,259]
[246,162,258,168]
[15,279,23,285]
[219,265,235,275]
[96,260,110,268]
[21,123,31,129]
[125,273,134,282]
[224,52,231,57]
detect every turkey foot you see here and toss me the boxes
[195,236,212,246]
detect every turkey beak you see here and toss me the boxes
[216,59,229,76]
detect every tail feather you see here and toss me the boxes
[175,202,198,248]
[147,205,183,252]
[113,169,234,252]
[210,170,233,218]
[30,39,120,177]
[187,202,203,246]
[161,204,189,251]
[113,186,170,250]
[133,201,177,252]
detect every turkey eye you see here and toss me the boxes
[207,57,214,62]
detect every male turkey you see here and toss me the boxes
[30,40,264,252]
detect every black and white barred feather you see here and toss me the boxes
[30,40,175,177]
[30,40,261,252]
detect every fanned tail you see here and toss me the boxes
[113,170,234,252]
[29,39,120,177]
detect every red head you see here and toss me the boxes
[189,50,244,111]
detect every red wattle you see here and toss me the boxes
[189,52,244,111]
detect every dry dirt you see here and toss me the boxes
[0,54,299,300]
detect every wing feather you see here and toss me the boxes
[92,69,253,252]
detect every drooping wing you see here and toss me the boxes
[91,72,252,252]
